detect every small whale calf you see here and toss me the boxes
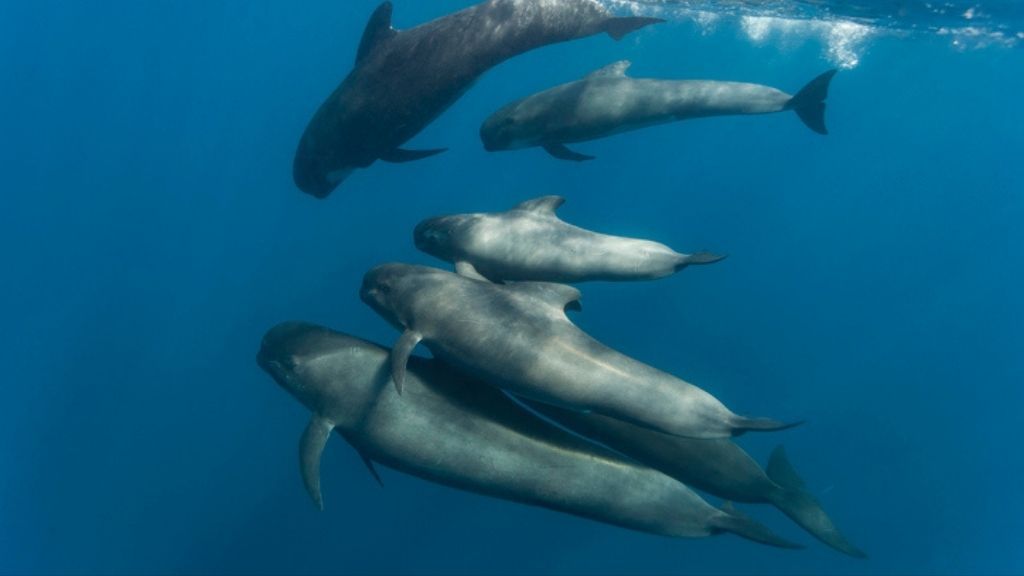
[359,263,793,439]
[293,1,662,197]
[525,401,867,558]
[480,61,838,161]
[415,195,725,283]
[257,321,799,548]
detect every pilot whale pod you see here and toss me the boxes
[359,263,795,439]
[257,321,800,548]
[293,1,664,197]
[414,195,725,283]
[523,400,867,558]
[479,61,838,161]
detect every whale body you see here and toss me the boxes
[294,2,662,197]
[256,322,799,548]
[480,61,837,161]
[360,263,795,439]
[415,195,725,283]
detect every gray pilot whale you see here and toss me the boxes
[293,1,662,197]
[523,400,867,557]
[256,322,799,548]
[480,61,837,161]
[415,195,725,283]
[360,263,794,439]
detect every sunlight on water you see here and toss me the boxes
[739,16,872,69]
[937,25,1024,51]
[604,0,1023,67]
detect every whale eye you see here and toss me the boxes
[379,283,391,295]
[503,117,515,126]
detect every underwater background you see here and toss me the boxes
[2,0,1022,574]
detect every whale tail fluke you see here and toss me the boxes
[710,502,804,549]
[766,446,868,558]
[786,69,838,135]
[676,251,728,271]
[731,416,804,436]
[605,16,665,41]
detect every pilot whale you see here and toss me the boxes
[480,61,837,161]
[524,400,867,557]
[293,1,662,197]
[359,263,795,439]
[415,195,725,283]
[256,322,799,548]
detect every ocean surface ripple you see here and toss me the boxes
[605,0,1023,68]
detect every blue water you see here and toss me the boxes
[2,1,1022,574]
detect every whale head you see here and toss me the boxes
[257,322,392,509]
[360,263,451,329]
[480,99,543,152]
[293,159,354,199]
[293,85,381,199]
[413,214,474,261]
[293,130,365,199]
[257,322,381,415]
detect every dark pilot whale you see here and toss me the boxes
[359,263,795,439]
[415,195,725,283]
[480,61,837,161]
[523,400,867,557]
[256,321,799,548]
[293,1,663,197]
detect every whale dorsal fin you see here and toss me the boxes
[507,281,582,312]
[586,60,631,79]
[300,415,335,511]
[513,195,565,216]
[455,261,492,282]
[356,2,397,64]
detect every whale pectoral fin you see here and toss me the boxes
[455,261,491,282]
[356,2,398,64]
[513,195,565,215]
[604,16,665,41]
[300,415,335,511]
[676,251,728,271]
[337,431,386,488]
[379,147,447,163]
[543,144,594,162]
[390,329,423,394]
[358,450,384,487]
